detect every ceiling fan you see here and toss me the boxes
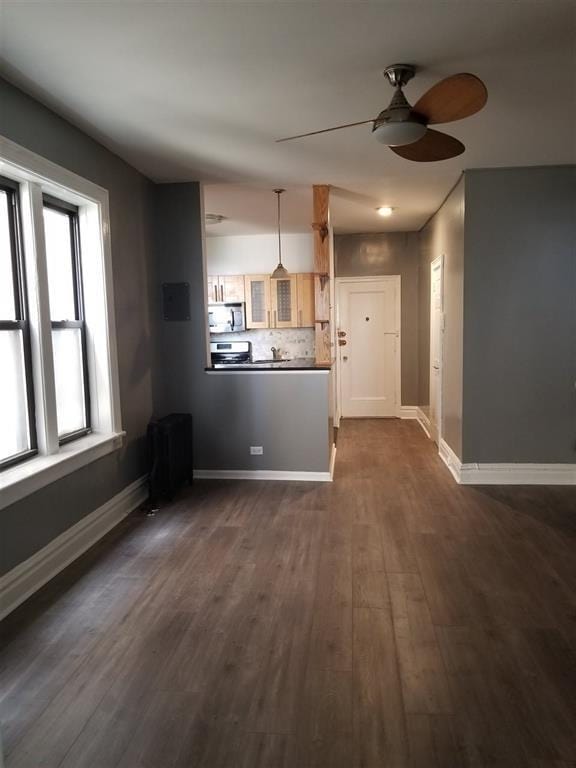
[276,64,487,162]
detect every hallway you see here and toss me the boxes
[1,420,575,767]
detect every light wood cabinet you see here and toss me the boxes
[208,275,245,303]
[296,273,314,327]
[244,275,271,329]
[211,272,315,329]
[207,275,219,304]
[271,276,298,328]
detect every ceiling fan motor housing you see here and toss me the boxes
[383,63,417,88]
[372,85,427,146]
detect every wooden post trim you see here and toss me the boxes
[312,185,332,365]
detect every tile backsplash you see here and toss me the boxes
[211,328,315,360]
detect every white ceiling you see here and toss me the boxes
[1,1,575,234]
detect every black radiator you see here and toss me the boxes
[147,413,193,504]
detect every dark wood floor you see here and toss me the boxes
[1,419,576,768]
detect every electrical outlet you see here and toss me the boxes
[250,446,263,455]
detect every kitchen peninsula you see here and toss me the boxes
[154,182,334,481]
[208,359,331,370]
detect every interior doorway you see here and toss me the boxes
[429,256,444,444]
[336,276,401,418]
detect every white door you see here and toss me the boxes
[429,257,443,443]
[337,278,400,418]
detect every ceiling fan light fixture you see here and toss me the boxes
[372,120,427,147]
[377,206,394,217]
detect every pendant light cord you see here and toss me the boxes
[277,191,281,265]
[274,188,284,266]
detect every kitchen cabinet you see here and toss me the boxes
[220,273,315,329]
[244,275,271,329]
[207,275,219,304]
[296,273,314,327]
[271,276,298,328]
[208,275,245,303]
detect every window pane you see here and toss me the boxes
[0,190,16,320]
[52,327,87,436]
[44,206,76,320]
[0,330,31,462]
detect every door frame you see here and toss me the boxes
[429,255,444,445]
[335,275,402,419]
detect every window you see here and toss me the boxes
[0,135,123,509]
[0,177,36,467]
[43,196,91,442]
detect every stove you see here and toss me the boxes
[210,340,252,366]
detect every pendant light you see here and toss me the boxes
[271,188,289,279]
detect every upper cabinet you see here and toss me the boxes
[207,275,219,304]
[212,272,314,329]
[220,275,245,302]
[208,275,245,303]
[296,273,314,328]
[244,275,271,329]
[271,276,298,328]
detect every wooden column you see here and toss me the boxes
[312,185,332,364]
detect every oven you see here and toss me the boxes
[210,340,252,366]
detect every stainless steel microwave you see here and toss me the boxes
[208,302,246,334]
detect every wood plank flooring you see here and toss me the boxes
[1,419,576,767]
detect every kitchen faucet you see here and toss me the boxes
[271,346,281,361]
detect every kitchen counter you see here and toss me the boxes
[206,357,331,371]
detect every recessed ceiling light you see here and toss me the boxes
[377,206,394,217]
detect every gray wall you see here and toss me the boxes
[462,166,576,463]
[153,184,331,473]
[0,78,155,574]
[419,177,465,459]
[335,232,420,406]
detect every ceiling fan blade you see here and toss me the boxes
[413,73,487,124]
[276,119,376,143]
[390,129,465,162]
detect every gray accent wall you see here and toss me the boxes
[462,166,576,463]
[0,78,155,574]
[419,177,465,459]
[153,184,331,473]
[335,232,420,406]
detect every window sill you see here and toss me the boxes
[0,431,126,510]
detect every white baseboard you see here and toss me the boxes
[459,463,576,485]
[438,441,576,485]
[330,444,337,480]
[416,408,432,439]
[398,405,432,440]
[194,468,332,482]
[439,438,462,482]
[0,475,147,621]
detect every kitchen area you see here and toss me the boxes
[205,187,332,372]
[207,272,328,369]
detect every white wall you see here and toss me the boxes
[206,233,314,275]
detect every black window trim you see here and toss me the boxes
[43,194,92,445]
[0,175,37,470]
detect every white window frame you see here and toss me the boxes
[0,135,124,509]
